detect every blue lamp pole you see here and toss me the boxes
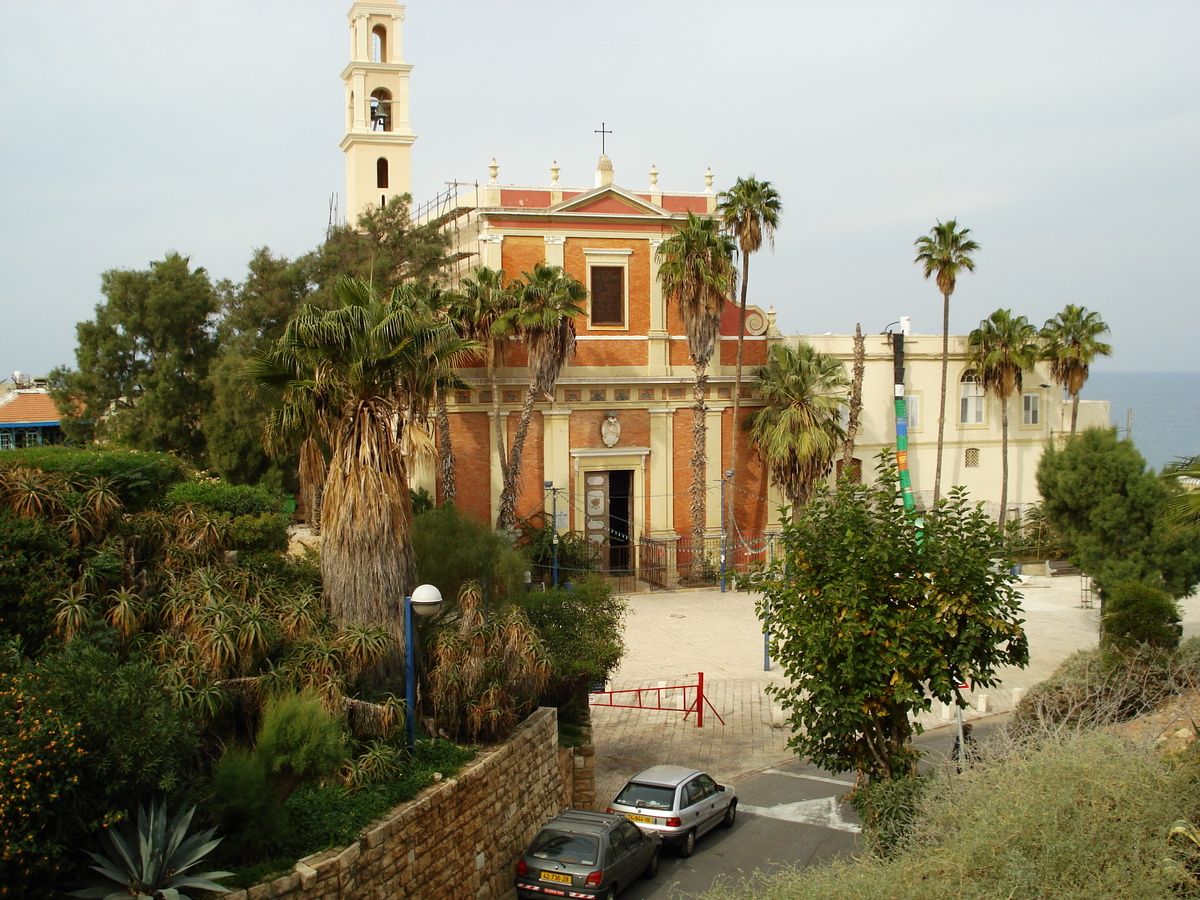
[404,583,443,752]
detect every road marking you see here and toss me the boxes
[739,796,861,833]
[760,768,855,787]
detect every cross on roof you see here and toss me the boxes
[594,122,613,155]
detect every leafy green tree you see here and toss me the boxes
[753,455,1027,782]
[250,278,473,657]
[49,253,218,465]
[717,176,782,525]
[913,220,980,504]
[205,248,313,487]
[307,194,448,303]
[656,213,737,541]
[1037,428,1200,600]
[493,264,587,531]
[967,309,1040,526]
[745,341,848,518]
[1039,304,1112,435]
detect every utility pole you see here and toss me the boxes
[544,481,559,587]
[719,471,732,593]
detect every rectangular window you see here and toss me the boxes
[965,447,980,468]
[904,394,920,430]
[960,381,984,424]
[589,266,624,326]
[1023,392,1040,426]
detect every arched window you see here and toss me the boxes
[369,88,392,132]
[959,370,984,424]
[376,157,389,189]
[371,25,387,63]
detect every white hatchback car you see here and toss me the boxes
[606,765,737,857]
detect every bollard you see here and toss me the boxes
[1012,687,1026,707]
[977,694,990,714]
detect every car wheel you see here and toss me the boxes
[679,828,697,858]
[722,799,738,829]
[644,847,660,879]
[601,884,617,899]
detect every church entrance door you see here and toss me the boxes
[583,469,634,573]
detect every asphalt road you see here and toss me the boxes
[611,715,1012,899]
[614,756,860,899]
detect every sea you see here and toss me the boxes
[1082,371,1200,472]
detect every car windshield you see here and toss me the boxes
[615,782,676,810]
[528,830,599,866]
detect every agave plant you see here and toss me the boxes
[71,800,232,900]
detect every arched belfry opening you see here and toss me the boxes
[371,25,387,63]
[370,88,392,132]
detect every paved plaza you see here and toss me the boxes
[590,575,1200,806]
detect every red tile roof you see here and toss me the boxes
[0,391,61,425]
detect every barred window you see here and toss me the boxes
[965,447,980,468]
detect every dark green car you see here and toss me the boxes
[515,809,661,899]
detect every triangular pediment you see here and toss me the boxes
[552,185,669,217]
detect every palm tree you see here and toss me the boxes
[914,219,980,504]
[967,309,1039,526]
[493,263,587,532]
[657,213,737,542]
[250,277,474,662]
[1163,455,1200,534]
[448,266,520,489]
[745,342,848,519]
[717,176,782,525]
[1039,304,1113,434]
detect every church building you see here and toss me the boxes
[338,1,1109,583]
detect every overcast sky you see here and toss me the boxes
[1,1,1197,380]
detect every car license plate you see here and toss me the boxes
[540,871,572,884]
[625,813,654,824]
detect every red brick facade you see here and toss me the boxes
[428,163,781,565]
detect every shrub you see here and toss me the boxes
[164,481,283,517]
[0,447,186,511]
[0,507,72,651]
[227,512,290,553]
[427,583,550,743]
[412,504,526,605]
[0,669,85,897]
[697,731,1196,900]
[517,576,627,710]
[207,747,282,861]
[1011,638,1200,737]
[1102,580,1182,652]
[254,692,347,802]
[847,773,930,858]
[514,512,598,584]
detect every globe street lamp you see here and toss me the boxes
[405,583,443,751]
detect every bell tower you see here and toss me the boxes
[339,1,416,225]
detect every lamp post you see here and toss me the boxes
[404,583,443,751]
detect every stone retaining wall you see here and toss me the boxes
[227,707,594,900]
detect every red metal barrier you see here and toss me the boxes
[589,672,725,728]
